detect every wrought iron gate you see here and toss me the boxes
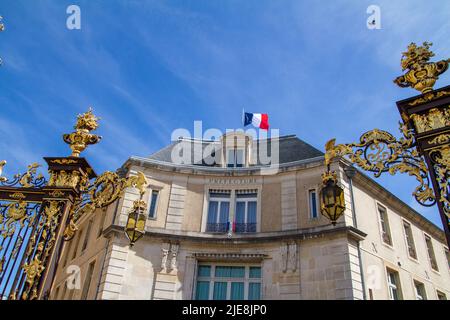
[0,109,147,300]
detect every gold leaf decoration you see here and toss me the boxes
[394,42,450,93]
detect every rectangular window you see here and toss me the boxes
[81,261,96,300]
[63,238,73,267]
[234,192,257,233]
[206,191,230,233]
[195,281,210,300]
[195,264,261,300]
[309,189,318,219]
[213,282,227,300]
[425,235,439,271]
[248,283,261,300]
[148,190,159,219]
[378,205,392,246]
[71,231,82,260]
[81,219,93,253]
[227,149,236,168]
[235,149,244,167]
[227,149,245,168]
[97,209,107,238]
[403,221,417,259]
[368,289,374,300]
[414,281,427,300]
[445,248,449,271]
[437,290,447,300]
[386,269,402,300]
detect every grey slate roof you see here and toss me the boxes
[147,135,323,167]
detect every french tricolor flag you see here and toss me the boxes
[243,111,270,130]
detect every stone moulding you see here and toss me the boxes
[103,224,367,244]
[192,253,268,261]
[125,155,325,176]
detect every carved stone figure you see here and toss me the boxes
[288,241,298,272]
[161,242,170,273]
[170,243,179,273]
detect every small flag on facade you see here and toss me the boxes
[243,111,269,130]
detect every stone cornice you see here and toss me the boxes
[123,155,325,176]
[103,223,366,244]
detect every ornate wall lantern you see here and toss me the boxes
[125,199,147,246]
[319,170,346,225]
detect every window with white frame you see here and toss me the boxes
[445,248,450,271]
[72,230,82,260]
[97,208,106,238]
[386,269,402,300]
[148,189,159,219]
[425,235,439,271]
[195,264,261,300]
[62,238,73,267]
[81,260,96,300]
[227,148,245,168]
[437,290,447,300]
[403,221,417,259]
[309,189,319,219]
[378,205,392,246]
[206,191,231,233]
[414,280,427,300]
[234,191,257,233]
[81,219,93,253]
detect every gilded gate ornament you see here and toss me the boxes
[63,170,148,240]
[22,256,45,287]
[63,108,102,157]
[410,106,450,134]
[48,169,90,191]
[63,217,78,240]
[324,122,435,207]
[6,201,27,223]
[429,134,450,145]
[44,201,60,221]
[22,256,45,300]
[0,160,6,181]
[0,162,47,188]
[394,42,450,94]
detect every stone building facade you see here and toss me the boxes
[49,132,450,300]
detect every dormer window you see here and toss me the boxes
[221,132,253,168]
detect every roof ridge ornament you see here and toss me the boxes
[394,42,450,94]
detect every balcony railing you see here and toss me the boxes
[205,222,257,233]
[234,223,256,233]
[206,223,228,233]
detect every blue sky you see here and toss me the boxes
[0,1,449,228]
